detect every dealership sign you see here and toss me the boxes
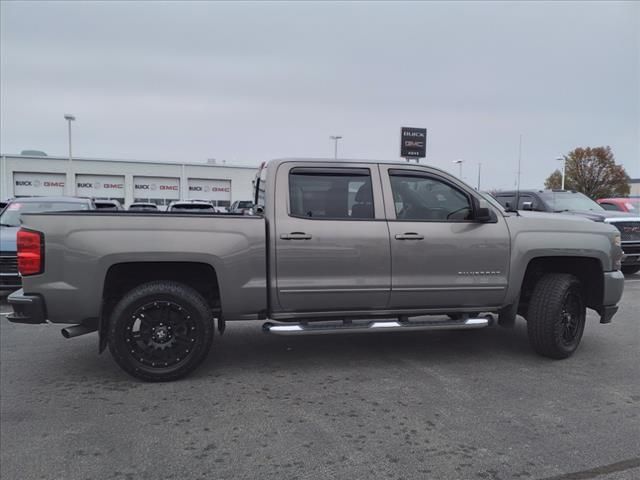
[400,127,427,159]
[13,172,66,196]
[76,174,125,198]
[133,176,180,199]
[187,178,231,201]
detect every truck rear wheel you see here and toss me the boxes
[526,274,586,359]
[621,265,640,275]
[108,281,214,382]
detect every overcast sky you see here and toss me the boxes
[1,1,638,189]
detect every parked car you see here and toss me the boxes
[229,200,254,215]
[93,199,123,211]
[0,196,94,292]
[167,200,216,212]
[128,202,159,212]
[8,160,625,381]
[597,198,640,213]
[492,190,640,275]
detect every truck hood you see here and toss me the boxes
[0,225,19,254]
[509,210,618,235]
[557,209,635,222]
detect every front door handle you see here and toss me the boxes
[280,232,312,240]
[395,233,424,240]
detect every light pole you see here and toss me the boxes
[64,114,76,195]
[556,156,565,190]
[329,135,342,160]
[477,163,482,191]
[453,159,463,179]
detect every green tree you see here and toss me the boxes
[544,146,630,198]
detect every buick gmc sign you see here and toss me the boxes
[13,172,66,196]
[400,127,427,159]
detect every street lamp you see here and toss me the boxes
[556,156,565,190]
[453,159,463,179]
[329,135,342,160]
[64,114,76,195]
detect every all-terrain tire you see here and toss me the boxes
[621,265,640,275]
[108,281,214,382]
[527,274,586,359]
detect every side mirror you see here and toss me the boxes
[474,198,494,222]
[521,201,533,211]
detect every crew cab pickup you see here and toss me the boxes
[492,190,640,275]
[8,159,625,381]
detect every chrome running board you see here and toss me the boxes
[262,317,490,336]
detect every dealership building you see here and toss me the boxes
[0,153,258,208]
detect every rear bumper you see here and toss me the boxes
[599,270,625,324]
[7,289,47,324]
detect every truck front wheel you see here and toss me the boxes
[108,281,214,381]
[526,274,586,359]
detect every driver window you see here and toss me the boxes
[389,173,472,221]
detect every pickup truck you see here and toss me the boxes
[8,159,626,381]
[492,190,640,275]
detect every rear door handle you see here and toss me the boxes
[395,233,424,240]
[280,232,312,240]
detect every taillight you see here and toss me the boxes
[17,228,44,276]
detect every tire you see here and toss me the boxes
[527,274,586,359]
[108,281,214,382]
[621,265,640,275]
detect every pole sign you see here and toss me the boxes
[400,127,427,159]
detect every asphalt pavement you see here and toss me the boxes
[1,276,639,480]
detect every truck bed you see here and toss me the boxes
[18,211,267,324]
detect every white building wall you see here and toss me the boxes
[0,154,258,207]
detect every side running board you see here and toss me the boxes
[263,317,490,336]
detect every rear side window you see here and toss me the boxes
[289,168,374,219]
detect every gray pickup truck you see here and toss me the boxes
[8,159,625,381]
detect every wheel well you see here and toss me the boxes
[518,257,603,315]
[99,262,221,352]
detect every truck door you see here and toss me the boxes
[273,163,391,313]
[380,166,510,309]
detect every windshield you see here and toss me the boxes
[539,192,604,212]
[0,201,90,227]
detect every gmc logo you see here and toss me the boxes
[160,185,178,191]
[623,226,640,233]
[104,183,123,189]
[44,181,64,187]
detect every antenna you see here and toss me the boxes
[515,134,522,212]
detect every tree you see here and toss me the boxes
[544,146,630,199]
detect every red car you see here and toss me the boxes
[597,198,640,213]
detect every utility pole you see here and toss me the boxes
[329,135,342,160]
[453,159,463,179]
[477,163,482,190]
[556,156,565,189]
[64,114,76,195]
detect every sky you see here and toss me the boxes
[1,0,638,189]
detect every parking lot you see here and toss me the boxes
[0,275,638,480]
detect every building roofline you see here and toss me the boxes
[0,153,259,170]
